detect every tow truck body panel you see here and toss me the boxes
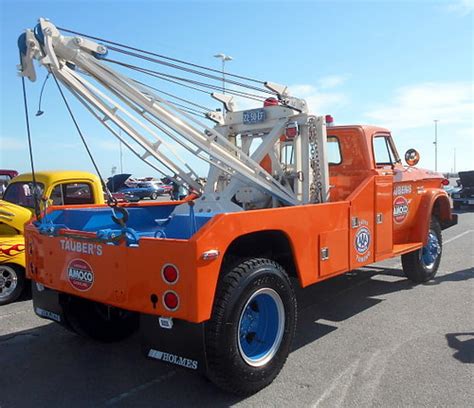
[25,126,456,323]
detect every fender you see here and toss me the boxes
[413,189,456,245]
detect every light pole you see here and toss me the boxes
[214,53,233,95]
[453,147,456,174]
[433,119,439,171]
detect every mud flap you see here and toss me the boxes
[140,313,208,374]
[441,213,458,230]
[31,283,68,326]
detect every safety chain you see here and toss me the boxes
[308,116,323,203]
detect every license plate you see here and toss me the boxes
[243,108,266,125]
[468,199,474,205]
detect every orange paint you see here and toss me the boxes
[25,126,456,323]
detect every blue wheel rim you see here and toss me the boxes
[237,288,285,367]
[422,230,440,269]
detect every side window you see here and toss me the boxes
[327,136,342,165]
[50,183,94,206]
[50,185,64,205]
[373,136,395,166]
[64,183,94,205]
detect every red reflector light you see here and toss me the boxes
[285,122,299,139]
[163,291,179,311]
[325,114,334,126]
[161,264,179,284]
[442,179,450,186]
[264,97,279,107]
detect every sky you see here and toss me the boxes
[0,0,472,179]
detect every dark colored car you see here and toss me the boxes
[106,174,170,201]
[451,171,474,209]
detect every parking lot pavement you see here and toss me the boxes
[1,212,472,408]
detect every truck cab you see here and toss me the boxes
[0,170,104,305]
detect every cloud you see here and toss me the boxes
[317,75,350,90]
[290,84,348,114]
[93,139,121,151]
[445,0,474,16]
[230,74,350,114]
[365,81,473,131]
[0,137,27,151]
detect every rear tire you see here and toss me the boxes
[0,264,25,305]
[150,192,158,200]
[402,217,442,283]
[205,258,297,396]
[64,297,139,342]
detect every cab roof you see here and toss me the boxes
[328,125,391,136]
[11,170,101,185]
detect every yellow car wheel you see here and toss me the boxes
[0,264,25,305]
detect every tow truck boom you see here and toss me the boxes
[19,18,329,212]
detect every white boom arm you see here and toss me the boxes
[19,18,329,211]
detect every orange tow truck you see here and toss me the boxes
[19,20,457,395]
[25,126,456,394]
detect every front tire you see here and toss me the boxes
[0,264,25,305]
[205,258,297,395]
[150,192,158,200]
[402,217,442,283]
[64,297,139,342]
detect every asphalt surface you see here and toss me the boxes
[1,211,473,408]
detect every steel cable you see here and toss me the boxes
[57,26,266,85]
[105,58,267,102]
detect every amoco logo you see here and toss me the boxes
[67,259,94,291]
[393,196,409,223]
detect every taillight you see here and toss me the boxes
[285,122,299,139]
[442,179,450,186]
[163,291,179,311]
[161,264,179,284]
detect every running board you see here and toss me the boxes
[392,242,423,256]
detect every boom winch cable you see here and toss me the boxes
[50,72,120,210]
[20,72,41,221]
[36,72,50,116]
[133,79,212,112]
[104,46,274,95]
[56,26,265,85]
[105,58,267,102]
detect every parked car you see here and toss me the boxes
[451,171,474,209]
[0,170,104,305]
[106,174,170,201]
[0,170,18,198]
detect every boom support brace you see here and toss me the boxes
[19,18,329,212]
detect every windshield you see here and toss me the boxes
[2,181,45,208]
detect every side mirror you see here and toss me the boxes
[405,148,420,166]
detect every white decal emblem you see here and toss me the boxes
[148,349,198,370]
[355,226,370,255]
[67,259,94,291]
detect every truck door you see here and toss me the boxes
[374,175,393,259]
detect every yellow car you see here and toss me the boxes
[0,171,104,305]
